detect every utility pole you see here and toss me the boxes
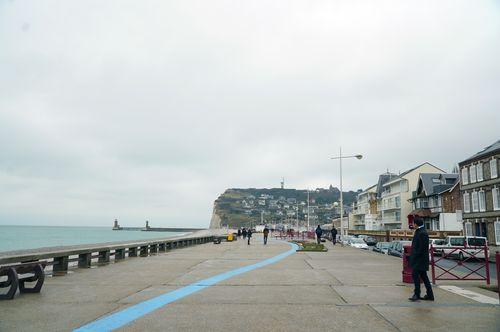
[307,189,310,230]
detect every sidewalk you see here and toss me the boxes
[0,236,498,331]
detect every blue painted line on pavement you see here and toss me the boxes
[74,240,299,332]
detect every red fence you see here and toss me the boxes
[430,245,490,284]
[273,231,315,241]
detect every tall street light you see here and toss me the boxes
[331,147,363,241]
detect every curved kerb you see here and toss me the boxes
[74,240,299,332]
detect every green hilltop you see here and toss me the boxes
[212,187,360,229]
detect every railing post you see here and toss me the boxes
[53,256,69,275]
[159,243,166,252]
[115,248,126,260]
[78,253,92,268]
[98,250,110,264]
[496,251,499,303]
[484,245,490,285]
[430,245,436,284]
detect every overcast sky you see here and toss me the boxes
[1,1,499,227]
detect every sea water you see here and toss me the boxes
[0,225,184,253]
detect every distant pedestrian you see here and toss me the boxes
[237,228,242,239]
[263,226,269,245]
[409,217,434,302]
[315,225,323,245]
[242,228,247,239]
[331,227,337,245]
[247,229,252,245]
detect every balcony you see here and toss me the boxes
[382,217,402,224]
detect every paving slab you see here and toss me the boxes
[118,303,399,332]
[372,304,500,332]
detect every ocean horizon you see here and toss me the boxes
[0,225,187,253]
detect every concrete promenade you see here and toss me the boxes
[0,235,498,331]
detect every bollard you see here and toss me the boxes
[402,245,413,283]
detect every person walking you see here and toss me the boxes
[315,225,323,245]
[242,228,247,239]
[409,217,434,301]
[263,225,269,245]
[237,228,242,239]
[331,227,337,245]
[247,228,252,245]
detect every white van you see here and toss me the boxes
[440,236,488,260]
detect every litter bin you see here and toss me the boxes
[402,245,413,283]
[227,233,234,242]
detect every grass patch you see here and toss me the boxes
[478,285,499,294]
[293,241,327,252]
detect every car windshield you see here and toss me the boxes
[352,238,365,244]
[380,243,390,248]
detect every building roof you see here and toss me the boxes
[460,140,500,165]
[416,173,459,197]
[398,162,445,177]
[376,172,399,197]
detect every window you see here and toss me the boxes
[395,196,401,207]
[495,219,500,245]
[468,237,486,246]
[493,187,500,211]
[471,191,479,212]
[470,164,477,183]
[478,190,486,212]
[450,237,465,246]
[463,192,470,213]
[491,158,498,179]
[477,162,483,181]
[465,222,472,236]
[395,211,401,221]
[461,167,469,185]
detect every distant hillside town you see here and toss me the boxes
[210,186,359,229]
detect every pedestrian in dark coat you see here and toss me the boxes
[331,227,338,245]
[315,225,323,245]
[237,228,242,239]
[242,228,247,239]
[263,226,269,245]
[409,217,434,301]
[247,229,252,245]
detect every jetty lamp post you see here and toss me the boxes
[330,148,363,242]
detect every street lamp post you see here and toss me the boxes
[307,189,310,231]
[331,147,362,242]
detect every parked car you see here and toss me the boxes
[350,237,369,250]
[355,234,369,240]
[440,236,488,260]
[364,236,378,246]
[387,241,412,258]
[429,238,446,255]
[373,242,390,254]
[340,235,355,245]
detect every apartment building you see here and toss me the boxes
[408,173,462,231]
[379,163,444,230]
[459,140,500,246]
[351,184,377,230]
[350,172,398,230]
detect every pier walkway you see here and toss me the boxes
[0,236,498,331]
